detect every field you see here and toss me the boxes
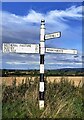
[1,76,84,118]
[1,76,83,86]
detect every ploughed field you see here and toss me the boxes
[1,76,83,86]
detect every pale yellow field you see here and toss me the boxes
[0,76,83,86]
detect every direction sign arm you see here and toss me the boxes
[45,32,61,40]
[2,43,39,54]
[46,48,78,55]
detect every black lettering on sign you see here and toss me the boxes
[20,44,31,47]
[11,44,16,52]
[12,44,18,47]
[4,44,10,52]
[35,45,38,52]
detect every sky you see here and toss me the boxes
[1,2,83,70]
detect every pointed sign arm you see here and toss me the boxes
[46,48,78,54]
[3,43,39,54]
[45,32,61,40]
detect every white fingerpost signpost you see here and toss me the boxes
[3,20,78,110]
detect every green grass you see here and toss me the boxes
[2,77,83,118]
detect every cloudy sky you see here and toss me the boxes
[1,2,83,70]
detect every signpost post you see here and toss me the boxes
[39,20,45,109]
[2,20,78,110]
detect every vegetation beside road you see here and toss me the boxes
[2,77,83,118]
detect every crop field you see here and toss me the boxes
[1,76,83,86]
[1,76,84,118]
